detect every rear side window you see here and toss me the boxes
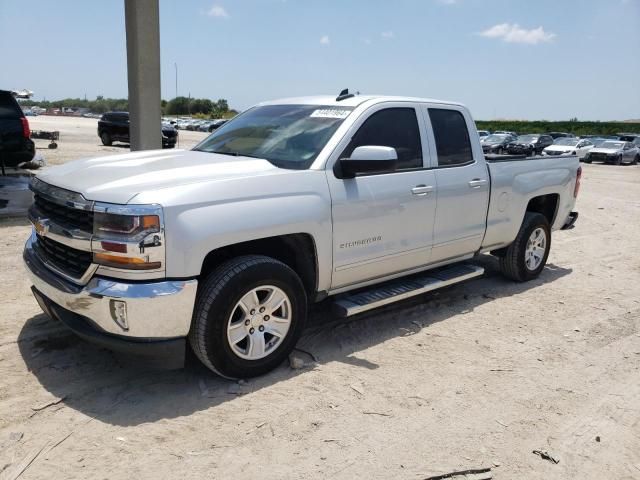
[0,92,23,119]
[428,108,473,167]
[344,108,422,170]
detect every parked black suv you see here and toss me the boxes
[98,112,178,148]
[506,134,554,156]
[0,90,35,168]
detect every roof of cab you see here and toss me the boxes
[257,95,464,108]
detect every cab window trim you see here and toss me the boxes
[427,107,475,168]
[336,106,425,177]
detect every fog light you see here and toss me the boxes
[110,300,129,331]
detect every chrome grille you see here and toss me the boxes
[34,235,92,279]
[33,194,93,232]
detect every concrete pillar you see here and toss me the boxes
[124,0,162,151]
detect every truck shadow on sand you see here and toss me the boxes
[18,256,571,426]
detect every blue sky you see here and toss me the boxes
[1,0,639,120]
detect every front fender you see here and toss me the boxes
[134,170,333,290]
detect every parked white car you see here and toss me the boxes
[543,138,594,159]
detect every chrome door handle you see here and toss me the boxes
[468,179,488,188]
[411,185,433,196]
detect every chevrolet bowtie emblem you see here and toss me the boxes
[34,218,50,236]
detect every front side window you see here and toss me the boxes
[194,104,353,170]
[428,108,473,167]
[342,107,423,170]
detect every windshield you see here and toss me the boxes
[484,134,509,144]
[516,135,538,143]
[554,138,579,146]
[193,104,354,169]
[599,141,624,149]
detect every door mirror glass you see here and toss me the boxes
[336,146,398,179]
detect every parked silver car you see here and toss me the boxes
[583,140,639,165]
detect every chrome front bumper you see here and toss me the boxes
[24,234,198,339]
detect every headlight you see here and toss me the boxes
[95,212,160,238]
[92,204,164,271]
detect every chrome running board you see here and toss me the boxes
[332,264,484,317]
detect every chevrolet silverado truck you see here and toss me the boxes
[23,93,581,378]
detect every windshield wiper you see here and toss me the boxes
[212,151,265,160]
[212,150,241,156]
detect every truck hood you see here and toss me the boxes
[544,145,575,152]
[35,149,282,204]
[589,147,622,155]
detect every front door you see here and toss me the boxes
[327,104,437,289]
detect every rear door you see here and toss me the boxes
[623,142,635,162]
[421,105,490,262]
[327,103,437,289]
[117,113,130,141]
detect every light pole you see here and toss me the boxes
[124,0,161,151]
[174,62,178,100]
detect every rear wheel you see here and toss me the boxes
[100,132,112,146]
[499,212,551,282]
[189,255,307,378]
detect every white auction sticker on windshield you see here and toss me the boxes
[310,109,351,119]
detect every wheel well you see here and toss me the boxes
[526,194,559,226]
[200,234,318,297]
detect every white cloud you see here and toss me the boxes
[207,5,229,18]
[436,0,457,4]
[480,23,556,45]
[320,35,330,45]
[381,31,394,39]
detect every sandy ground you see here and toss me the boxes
[1,117,639,479]
[26,115,208,165]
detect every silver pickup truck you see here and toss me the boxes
[24,93,581,378]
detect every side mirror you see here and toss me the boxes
[335,146,398,179]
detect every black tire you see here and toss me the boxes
[614,155,622,166]
[100,132,112,146]
[189,255,307,378]
[499,212,551,282]
[497,147,503,155]
[632,155,638,166]
[583,157,592,164]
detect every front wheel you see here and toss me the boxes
[499,212,551,282]
[100,132,112,146]
[189,255,307,378]
[614,155,622,166]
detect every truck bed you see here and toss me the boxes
[481,154,580,251]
